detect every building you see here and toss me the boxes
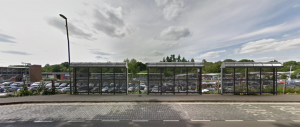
[0,65,42,82]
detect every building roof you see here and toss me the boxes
[70,62,127,68]
[146,62,204,68]
[221,62,283,68]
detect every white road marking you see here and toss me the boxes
[191,120,211,121]
[132,120,148,122]
[34,121,53,123]
[293,120,300,122]
[102,120,119,122]
[257,120,276,122]
[68,120,85,122]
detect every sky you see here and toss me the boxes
[1,0,300,67]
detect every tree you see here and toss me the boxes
[191,58,195,62]
[163,57,166,62]
[281,74,288,79]
[177,54,181,62]
[202,59,207,63]
[269,60,278,62]
[124,58,140,79]
[238,59,254,62]
[182,57,187,62]
[223,59,236,62]
[136,62,146,71]
[166,56,171,62]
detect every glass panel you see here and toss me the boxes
[262,68,274,93]
[102,68,114,93]
[89,68,101,93]
[175,68,187,93]
[7,68,12,74]
[162,68,174,93]
[235,68,247,93]
[115,68,126,93]
[76,68,88,93]
[222,68,234,93]
[149,68,161,93]
[248,68,261,93]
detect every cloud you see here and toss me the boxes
[197,50,226,59]
[93,4,136,38]
[155,0,185,20]
[234,48,240,54]
[156,26,191,41]
[47,18,94,40]
[0,33,16,43]
[184,51,197,55]
[237,38,300,54]
[1,51,31,55]
[282,34,290,37]
[162,42,178,47]
[138,57,151,62]
[90,49,111,55]
[233,20,300,40]
[251,57,275,62]
[293,4,300,8]
[96,56,102,59]
[149,51,164,56]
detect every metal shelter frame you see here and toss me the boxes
[220,62,283,95]
[146,62,204,95]
[70,62,128,95]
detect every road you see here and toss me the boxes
[0,102,299,127]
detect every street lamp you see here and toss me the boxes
[21,62,31,87]
[59,14,72,95]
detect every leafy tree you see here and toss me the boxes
[223,59,236,62]
[202,59,207,63]
[182,57,187,62]
[238,59,254,62]
[177,54,181,62]
[281,74,288,79]
[163,57,166,62]
[269,60,278,62]
[191,58,195,62]
[124,58,140,79]
[136,62,146,71]
[166,56,171,62]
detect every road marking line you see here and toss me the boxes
[257,120,276,122]
[68,120,85,122]
[132,120,148,122]
[293,120,300,122]
[34,121,53,123]
[102,120,119,122]
[163,120,179,122]
[225,120,243,122]
[0,121,16,123]
[191,120,211,121]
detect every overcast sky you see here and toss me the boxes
[1,0,300,66]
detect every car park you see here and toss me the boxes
[30,82,41,87]
[54,83,60,87]
[1,82,13,86]
[102,86,114,92]
[128,87,136,92]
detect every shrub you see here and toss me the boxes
[18,86,33,96]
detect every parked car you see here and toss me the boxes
[30,82,41,87]
[128,87,136,92]
[59,83,68,87]
[61,87,70,93]
[11,82,24,87]
[202,89,209,93]
[54,83,60,87]
[46,83,53,88]
[102,86,114,92]
[92,87,99,92]
[28,86,38,92]
[1,82,13,86]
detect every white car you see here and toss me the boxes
[30,82,41,87]
[202,89,209,93]
[61,87,70,92]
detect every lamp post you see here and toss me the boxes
[21,62,31,87]
[59,14,72,95]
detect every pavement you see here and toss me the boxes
[0,94,300,105]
